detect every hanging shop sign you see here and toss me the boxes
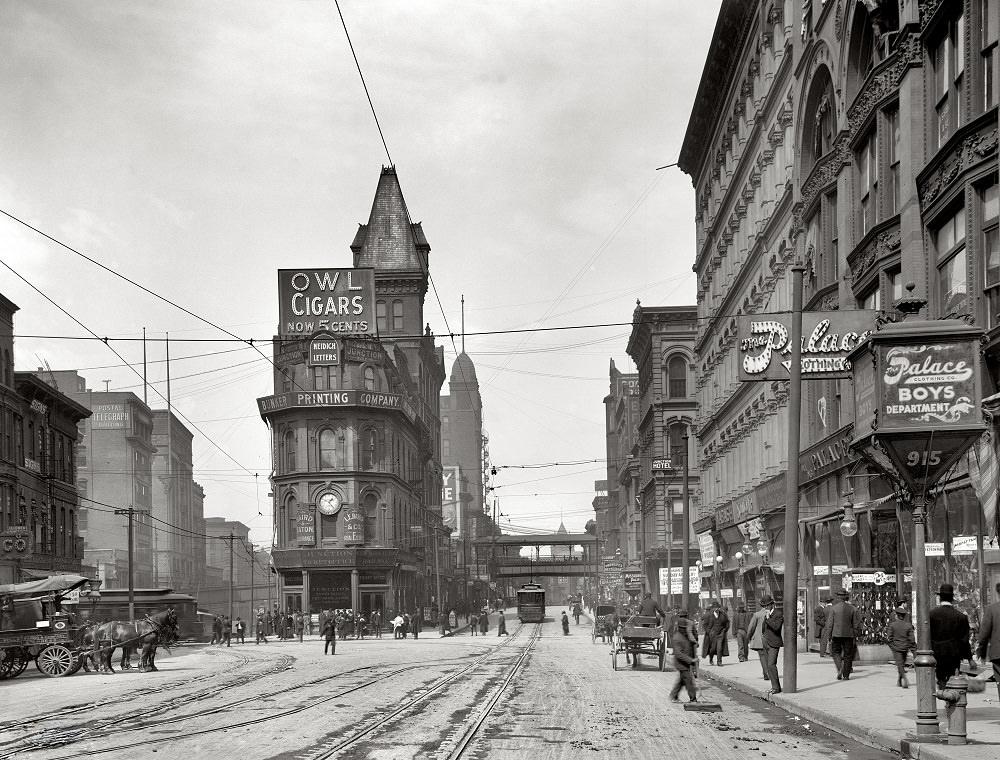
[738,311,875,382]
[278,268,376,338]
[849,320,986,493]
[623,569,643,590]
[925,542,945,556]
[652,459,672,471]
[697,533,716,564]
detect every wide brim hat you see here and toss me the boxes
[760,595,774,605]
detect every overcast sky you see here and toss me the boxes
[0,1,719,549]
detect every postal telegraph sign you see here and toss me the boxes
[738,311,874,381]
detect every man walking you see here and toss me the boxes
[322,614,336,655]
[747,600,770,680]
[669,609,699,704]
[977,581,1000,700]
[824,588,861,680]
[705,601,730,666]
[234,617,246,645]
[815,595,832,657]
[371,609,382,639]
[930,583,973,689]
[885,603,915,688]
[760,595,783,694]
[731,603,751,662]
[222,616,232,647]
[255,610,269,644]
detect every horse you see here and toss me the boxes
[77,622,135,673]
[91,609,179,673]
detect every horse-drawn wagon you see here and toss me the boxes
[0,574,91,678]
[591,604,616,644]
[610,614,668,671]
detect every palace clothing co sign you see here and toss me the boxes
[738,311,874,381]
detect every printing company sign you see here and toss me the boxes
[278,268,375,338]
[738,311,874,381]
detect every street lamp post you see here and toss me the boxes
[847,295,985,737]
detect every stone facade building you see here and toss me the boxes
[260,167,449,620]
[679,0,998,634]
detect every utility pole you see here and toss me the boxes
[228,532,235,624]
[115,506,150,620]
[681,432,691,613]
[249,542,255,636]
[782,262,805,694]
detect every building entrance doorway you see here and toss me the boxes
[359,591,384,620]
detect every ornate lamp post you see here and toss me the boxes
[79,577,102,621]
[847,294,985,737]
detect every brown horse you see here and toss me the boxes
[91,609,179,673]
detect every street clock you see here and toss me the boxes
[318,492,342,516]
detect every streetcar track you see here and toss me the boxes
[443,624,540,759]
[304,623,537,760]
[0,648,495,760]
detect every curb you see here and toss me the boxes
[700,668,962,760]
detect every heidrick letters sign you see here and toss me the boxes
[739,311,875,381]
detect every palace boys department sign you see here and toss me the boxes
[849,319,986,493]
[738,311,874,381]
[278,268,376,337]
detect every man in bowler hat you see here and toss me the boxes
[760,595,783,694]
[930,583,973,689]
[824,588,862,680]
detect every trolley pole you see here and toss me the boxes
[115,506,150,620]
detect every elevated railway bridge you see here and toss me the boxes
[472,532,599,583]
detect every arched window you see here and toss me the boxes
[284,430,296,472]
[285,495,298,546]
[361,427,378,471]
[845,3,877,105]
[668,422,688,463]
[667,355,687,398]
[364,366,376,391]
[801,66,836,171]
[363,492,378,544]
[319,427,347,470]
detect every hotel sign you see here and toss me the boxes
[738,311,874,381]
[278,268,375,338]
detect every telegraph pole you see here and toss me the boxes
[249,542,255,636]
[115,506,150,620]
[228,532,235,624]
[681,432,691,613]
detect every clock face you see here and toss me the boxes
[318,492,341,516]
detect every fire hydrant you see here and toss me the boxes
[935,673,969,745]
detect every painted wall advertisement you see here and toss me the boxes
[658,566,700,595]
[308,571,352,611]
[278,268,376,337]
[738,311,874,381]
[342,506,365,546]
[92,404,129,429]
[295,508,316,547]
[441,466,462,538]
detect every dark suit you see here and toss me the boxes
[731,610,751,662]
[824,599,861,678]
[705,609,730,662]
[977,600,1000,700]
[762,608,783,691]
[930,602,973,688]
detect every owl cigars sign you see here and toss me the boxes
[278,268,376,338]
[738,311,875,381]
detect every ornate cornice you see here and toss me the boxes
[918,118,999,212]
[847,218,901,284]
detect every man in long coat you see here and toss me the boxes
[746,601,769,680]
[814,595,832,656]
[977,581,1000,700]
[824,588,862,680]
[930,583,973,688]
[704,602,730,666]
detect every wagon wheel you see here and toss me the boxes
[658,638,667,671]
[611,640,618,670]
[36,644,75,677]
[0,648,29,679]
[66,653,84,676]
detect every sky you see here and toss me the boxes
[0,1,720,549]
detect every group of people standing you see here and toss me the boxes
[209,615,246,647]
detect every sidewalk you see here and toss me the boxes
[698,648,1000,760]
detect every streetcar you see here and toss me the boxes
[516,583,545,622]
[79,588,201,641]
